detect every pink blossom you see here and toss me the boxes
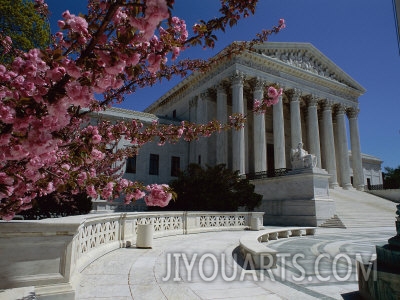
[92,134,102,144]
[267,86,280,98]
[144,184,172,207]
[86,185,98,199]
[91,148,105,160]
[125,189,145,204]
[66,14,89,36]
[0,172,14,186]
[101,182,114,199]
[147,53,162,73]
[279,19,286,29]
[77,172,87,185]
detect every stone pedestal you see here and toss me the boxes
[358,204,400,300]
[253,167,335,226]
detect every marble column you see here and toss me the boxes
[197,92,209,166]
[231,72,246,174]
[307,96,322,168]
[290,89,302,149]
[322,100,338,188]
[335,105,352,189]
[189,97,197,164]
[253,79,267,173]
[347,107,365,191]
[273,91,286,169]
[216,84,228,166]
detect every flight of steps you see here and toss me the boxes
[319,214,346,228]
[328,188,398,228]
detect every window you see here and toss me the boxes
[198,155,201,165]
[149,154,159,175]
[173,109,177,119]
[171,156,180,177]
[126,156,136,173]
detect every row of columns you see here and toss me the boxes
[191,74,364,191]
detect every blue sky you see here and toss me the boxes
[45,0,400,169]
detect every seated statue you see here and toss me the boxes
[291,143,317,170]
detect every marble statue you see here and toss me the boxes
[290,143,317,170]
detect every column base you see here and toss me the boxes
[342,183,354,190]
[329,182,339,189]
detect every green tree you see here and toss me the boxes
[20,192,92,220]
[166,164,262,211]
[0,0,50,63]
[383,166,400,189]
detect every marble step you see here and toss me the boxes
[319,214,346,228]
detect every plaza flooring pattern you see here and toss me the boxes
[75,226,396,300]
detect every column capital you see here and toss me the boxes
[254,78,266,91]
[231,71,245,85]
[289,88,302,102]
[347,106,360,119]
[322,99,334,110]
[307,95,319,107]
[215,82,228,94]
[200,90,212,100]
[335,104,347,116]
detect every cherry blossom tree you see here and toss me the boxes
[0,0,285,220]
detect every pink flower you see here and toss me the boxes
[91,148,105,160]
[86,185,98,199]
[144,184,172,207]
[92,134,102,144]
[279,19,286,29]
[67,15,89,36]
[267,86,280,98]
[124,189,145,204]
[101,182,114,199]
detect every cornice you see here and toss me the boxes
[145,42,366,114]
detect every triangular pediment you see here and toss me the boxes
[250,42,365,93]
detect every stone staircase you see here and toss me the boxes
[319,214,346,228]
[328,188,398,228]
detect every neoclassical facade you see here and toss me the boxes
[145,42,367,191]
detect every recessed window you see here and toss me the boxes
[126,156,137,173]
[149,154,159,175]
[173,110,177,118]
[171,156,180,177]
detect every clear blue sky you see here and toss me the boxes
[46,0,400,169]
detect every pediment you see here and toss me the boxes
[250,42,365,93]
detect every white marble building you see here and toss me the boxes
[93,42,383,204]
[143,42,381,190]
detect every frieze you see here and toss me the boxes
[147,44,363,114]
[259,48,344,85]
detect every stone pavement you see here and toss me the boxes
[75,225,396,300]
[75,190,397,299]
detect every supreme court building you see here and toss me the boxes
[94,42,383,223]
[144,42,377,190]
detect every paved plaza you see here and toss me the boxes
[73,188,398,300]
[75,226,395,300]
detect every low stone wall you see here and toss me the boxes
[367,189,400,202]
[0,211,263,299]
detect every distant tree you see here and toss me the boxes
[383,166,400,189]
[0,0,50,63]
[167,164,262,211]
[20,192,92,220]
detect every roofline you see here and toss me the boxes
[145,41,366,113]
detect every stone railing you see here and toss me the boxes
[0,211,263,299]
[239,227,316,269]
